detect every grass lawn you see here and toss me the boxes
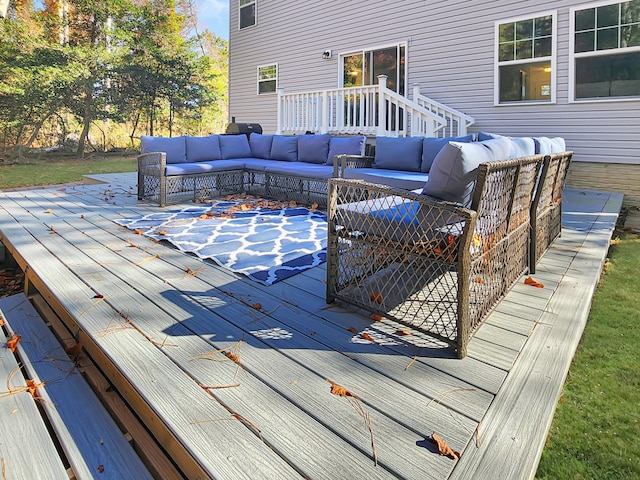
[0,155,137,189]
[536,231,640,479]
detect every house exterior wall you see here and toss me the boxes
[228,0,640,203]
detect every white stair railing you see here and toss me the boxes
[277,76,449,137]
[413,85,475,137]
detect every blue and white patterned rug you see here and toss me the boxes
[116,199,327,285]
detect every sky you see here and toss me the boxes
[195,0,229,39]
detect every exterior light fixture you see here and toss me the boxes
[322,50,332,59]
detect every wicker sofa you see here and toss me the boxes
[137,133,367,207]
[326,135,572,358]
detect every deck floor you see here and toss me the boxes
[0,173,622,479]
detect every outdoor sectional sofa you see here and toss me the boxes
[137,131,571,357]
[137,132,367,208]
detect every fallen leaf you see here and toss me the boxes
[369,313,382,322]
[45,208,53,214]
[26,379,41,397]
[93,293,104,299]
[97,465,104,473]
[6,333,21,352]
[50,226,55,234]
[134,229,144,235]
[524,276,544,288]
[156,230,167,235]
[348,327,358,334]
[430,432,460,459]
[328,380,360,399]
[472,232,482,247]
[473,277,484,284]
[369,291,383,303]
[360,332,376,343]
[251,303,262,310]
[396,329,412,336]
[80,214,85,219]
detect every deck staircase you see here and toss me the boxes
[277,75,475,138]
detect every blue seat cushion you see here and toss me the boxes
[421,134,474,172]
[423,137,511,207]
[219,134,252,159]
[326,136,366,165]
[165,160,245,176]
[185,135,222,162]
[374,136,423,172]
[249,133,274,159]
[264,161,334,179]
[270,135,298,162]
[298,133,331,164]
[140,135,187,164]
[344,168,429,190]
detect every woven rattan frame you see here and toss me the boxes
[529,152,573,273]
[326,155,543,358]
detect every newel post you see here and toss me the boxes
[276,87,285,134]
[377,75,388,136]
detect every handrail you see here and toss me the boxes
[277,76,450,137]
[413,86,475,137]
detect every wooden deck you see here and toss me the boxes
[0,173,623,480]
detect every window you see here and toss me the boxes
[495,13,556,104]
[571,1,640,100]
[340,44,406,94]
[239,0,256,29]
[257,64,277,94]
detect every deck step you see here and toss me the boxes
[0,293,153,480]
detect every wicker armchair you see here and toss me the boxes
[529,152,573,273]
[326,155,543,358]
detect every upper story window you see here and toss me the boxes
[239,0,256,29]
[495,13,556,104]
[257,64,277,94]
[571,0,640,100]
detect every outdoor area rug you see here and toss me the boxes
[116,196,327,285]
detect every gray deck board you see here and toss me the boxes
[0,175,623,480]
[0,293,152,480]
[0,318,69,480]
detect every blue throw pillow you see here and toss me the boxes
[477,131,499,142]
[422,137,512,207]
[298,133,331,164]
[421,134,474,172]
[326,136,366,165]
[249,132,274,159]
[185,135,221,162]
[140,135,187,164]
[270,135,298,162]
[219,134,252,159]
[374,136,423,172]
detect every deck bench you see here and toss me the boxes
[0,293,152,480]
[326,151,546,358]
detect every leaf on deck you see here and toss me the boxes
[430,432,460,459]
[6,334,21,352]
[524,276,544,288]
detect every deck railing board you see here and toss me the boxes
[0,319,70,480]
[0,293,153,480]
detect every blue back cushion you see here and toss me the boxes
[421,134,474,172]
[185,135,221,162]
[270,135,298,162]
[374,136,423,172]
[326,136,366,165]
[219,134,252,159]
[140,135,187,164]
[298,133,331,164]
[423,137,511,207]
[249,133,274,159]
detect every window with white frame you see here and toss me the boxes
[257,64,277,94]
[571,0,640,100]
[496,13,556,104]
[239,0,256,29]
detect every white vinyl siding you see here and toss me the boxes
[495,12,557,104]
[569,0,640,101]
[229,0,640,166]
